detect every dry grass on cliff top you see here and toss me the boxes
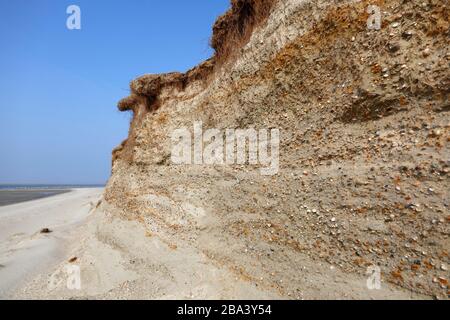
[211,0,277,67]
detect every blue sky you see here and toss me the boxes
[0,0,229,185]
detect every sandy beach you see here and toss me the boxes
[0,188,103,298]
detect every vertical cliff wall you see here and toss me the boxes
[104,0,449,298]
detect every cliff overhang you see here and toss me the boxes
[117,0,277,114]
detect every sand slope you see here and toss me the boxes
[11,201,426,300]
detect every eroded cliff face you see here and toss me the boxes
[105,0,449,298]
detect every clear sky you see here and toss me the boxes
[0,0,229,185]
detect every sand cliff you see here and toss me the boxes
[16,0,448,299]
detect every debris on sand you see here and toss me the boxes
[68,257,78,263]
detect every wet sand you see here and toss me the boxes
[0,190,71,207]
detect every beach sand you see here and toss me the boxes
[0,188,103,298]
